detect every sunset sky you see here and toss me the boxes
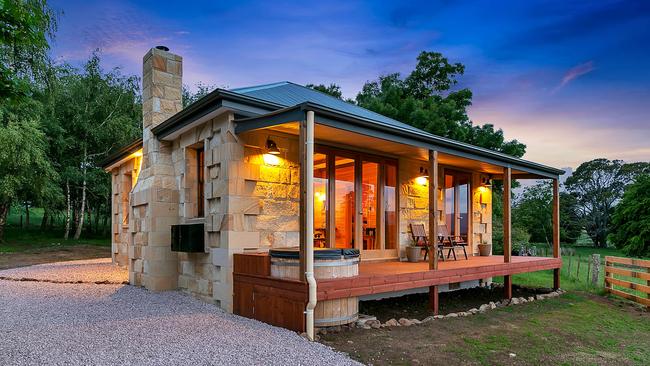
[49,0,650,169]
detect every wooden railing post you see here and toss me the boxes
[429,149,439,271]
[503,167,512,299]
[552,177,561,290]
[428,149,439,314]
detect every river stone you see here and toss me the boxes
[422,316,436,323]
[384,318,400,327]
[510,298,520,305]
[398,318,413,326]
[446,313,458,318]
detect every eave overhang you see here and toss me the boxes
[100,138,143,171]
[235,102,565,179]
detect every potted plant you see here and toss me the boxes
[406,239,422,262]
[478,240,491,256]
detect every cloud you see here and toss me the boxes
[553,61,595,93]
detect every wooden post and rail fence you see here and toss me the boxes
[604,256,650,310]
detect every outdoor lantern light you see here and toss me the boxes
[266,138,281,155]
[415,166,429,185]
[480,174,492,187]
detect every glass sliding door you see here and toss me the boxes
[313,153,328,248]
[361,161,379,250]
[334,156,355,248]
[313,146,398,258]
[444,170,471,240]
[384,163,397,250]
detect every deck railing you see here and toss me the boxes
[604,256,650,309]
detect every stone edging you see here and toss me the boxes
[318,289,566,333]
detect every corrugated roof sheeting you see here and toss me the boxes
[231,81,425,135]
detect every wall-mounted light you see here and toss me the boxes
[480,174,492,187]
[415,166,429,185]
[263,153,280,166]
[266,138,280,155]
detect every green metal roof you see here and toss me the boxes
[230,81,425,135]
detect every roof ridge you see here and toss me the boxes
[229,81,290,93]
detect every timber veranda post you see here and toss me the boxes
[503,166,512,300]
[428,150,439,314]
[552,177,561,290]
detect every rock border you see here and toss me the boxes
[318,289,566,333]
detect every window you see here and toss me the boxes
[197,147,205,217]
[313,146,397,255]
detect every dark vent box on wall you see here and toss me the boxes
[171,223,205,252]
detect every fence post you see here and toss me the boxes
[577,255,581,278]
[567,253,572,278]
[592,254,601,286]
[586,258,591,286]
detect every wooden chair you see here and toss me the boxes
[437,225,468,260]
[409,223,445,261]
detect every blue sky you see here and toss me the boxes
[49,0,650,168]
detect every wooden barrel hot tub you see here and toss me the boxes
[269,247,360,327]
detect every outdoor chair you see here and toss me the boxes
[437,225,469,260]
[409,223,445,261]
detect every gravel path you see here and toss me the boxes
[0,258,128,284]
[0,264,360,366]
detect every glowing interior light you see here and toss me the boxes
[263,153,280,166]
[315,191,326,202]
[415,176,428,186]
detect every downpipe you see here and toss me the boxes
[305,111,317,341]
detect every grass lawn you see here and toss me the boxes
[1,207,111,269]
[322,292,650,365]
[497,245,649,302]
[2,206,110,253]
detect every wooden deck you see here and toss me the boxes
[233,253,561,332]
[317,256,562,301]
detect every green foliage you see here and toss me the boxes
[609,174,650,257]
[355,51,526,157]
[512,182,582,245]
[182,82,216,108]
[306,83,343,99]
[0,102,55,202]
[0,0,57,98]
[41,51,141,238]
[565,158,650,247]
[514,182,553,244]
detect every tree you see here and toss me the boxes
[355,51,526,157]
[182,82,216,108]
[513,182,583,246]
[43,52,141,239]
[0,0,57,242]
[514,182,553,244]
[0,101,57,241]
[565,159,650,247]
[559,192,582,244]
[609,174,650,257]
[0,0,57,98]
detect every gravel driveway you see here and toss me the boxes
[0,260,360,366]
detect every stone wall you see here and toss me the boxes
[398,158,444,258]
[165,112,301,310]
[397,158,492,258]
[471,173,492,254]
[110,156,140,267]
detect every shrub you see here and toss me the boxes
[609,175,650,257]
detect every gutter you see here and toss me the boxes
[304,110,317,341]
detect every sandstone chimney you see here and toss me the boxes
[142,46,183,130]
[128,46,183,292]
